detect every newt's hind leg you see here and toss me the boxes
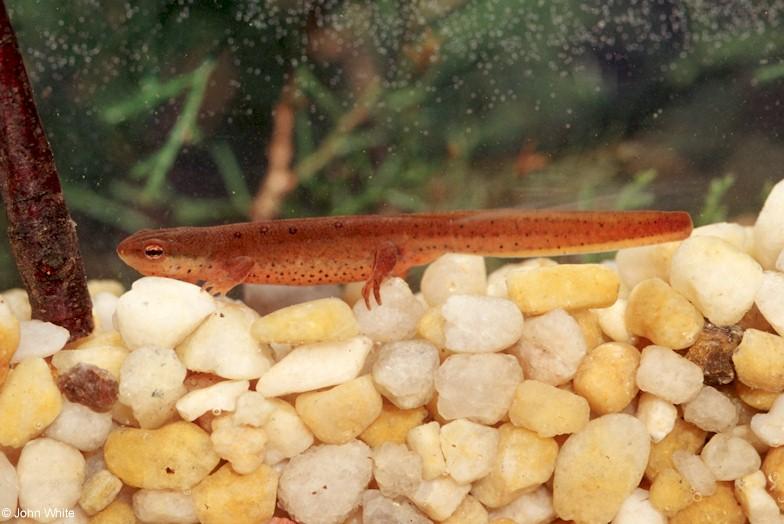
[361,241,401,308]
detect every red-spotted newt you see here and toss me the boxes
[117,210,692,306]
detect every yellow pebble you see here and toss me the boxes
[192,463,278,524]
[625,278,704,349]
[649,467,693,516]
[762,446,784,511]
[406,421,446,480]
[0,357,62,448]
[508,380,589,437]
[732,328,784,392]
[645,419,707,481]
[251,297,358,344]
[506,264,619,315]
[441,495,489,524]
[669,483,745,524]
[89,500,137,524]
[571,309,606,351]
[359,404,427,448]
[417,307,446,349]
[295,375,382,444]
[87,279,125,297]
[79,469,123,515]
[573,342,640,414]
[736,381,778,411]
[0,298,19,387]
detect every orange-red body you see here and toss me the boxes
[117,210,692,304]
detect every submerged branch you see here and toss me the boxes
[0,0,93,339]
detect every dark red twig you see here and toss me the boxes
[0,1,92,339]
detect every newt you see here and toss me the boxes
[117,209,692,306]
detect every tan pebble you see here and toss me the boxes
[733,328,784,392]
[645,419,707,481]
[552,414,650,524]
[407,422,446,480]
[669,483,745,524]
[685,323,742,386]
[262,398,314,464]
[573,342,639,414]
[210,416,267,474]
[734,470,781,524]
[359,404,427,448]
[440,419,499,484]
[295,375,382,444]
[762,446,784,511]
[192,463,277,524]
[441,495,489,524]
[736,381,779,411]
[0,357,62,448]
[78,469,122,515]
[649,467,693,517]
[251,297,358,345]
[417,307,446,348]
[615,241,680,289]
[472,423,558,509]
[410,475,471,521]
[509,380,589,437]
[0,298,20,387]
[506,264,619,315]
[593,298,632,344]
[87,279,125,297]
[626,278,704,349]
[104,421,219,489]
[89,499,137,524]
[1,288,31,321]
[572,309,606,350]
[489,520,516,524]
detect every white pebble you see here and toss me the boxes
[410,476,471,521]
[635,345,703,404]
[701,433,760,481]
[361,490,431,524]
[440,419,498,484]
[232,391,275,427]
[593,298,632,343]
[175,380,249,421]
[489,486,555,524]
[407,422,446,480]
[372,340,439,409]
[17,438,86,523]
[262,399,315,464]
[11,320,70,364]
[118,346,187,428]
[132,489,199,524]
[92,292,119,333]
[0,452,17,522]
[755,271,784,336]
[353,278,425,342]
[692,222,755,253]
[258,336,372,398]
[669,236,762,326]
[751,394,784,447]
[435,353,522,424]
[513,309,586,386]
[672,450,716,496]
[421,254,486,306]
[683,386,739,433]
[44,400,113,452]
[114,277,216,350]
[279,441,372,524]
[615,242,679,289]
[636,393,677,443]
[612,489,665,524]
[441,294,523,353]
[754,178,784,269]
[735,470,783,524]
[372,443,423,498]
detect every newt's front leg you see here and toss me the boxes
[361,241,402,308]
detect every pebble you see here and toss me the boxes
[192,463,278,524]
[753,178,784,269]
[683,386,739,433]
[612,489,666,524]
[177,302,273,379]
[56,363,118,413]
[9,320,70,364]
[17,438,85,523]
[362,490,432,524]
[700,433,760,481]
[78,469,122,515]
[693,222,755,253]
[104,421,219,489]
[440,295,523,353]
[52,345,128,381]
[669,236,763,326]
[645,419,707,481]
[251,297,358,345]
[278,441,372,524]
[506,263,619,315]
[736,381,779,411]
[593,298,632,343]
[114,277,216,350]
[488,487,555,524]
[440,495,487,524]
[0,357,62,448]
[669,483,745,524]
[648,468,692,517]
[553,414,650,524]
[132,489,199,524]
[440,419,499,484]
[636,392,677,443]
[372,442,423,498]
[118,346,187,428]
[407,422,447,480]
[420,254,487,306]
[210,415,267,474]
[435,353,522,424]
[258,336,372,397]
[512,308,586,386]
[509,380,589,437]
[92,292,119,333]
[261,398,314,464]
[762,446,784,511]
[755,271,784,336]
[359,404,427,448]
[176,380,249,421]
[751,394,784,447]
[733,328,784,392]
[410,476,472,521]
[625,278,704,349]
[295,375,382,444]
[87,279,125,297]
[44,399,113,452]
[573,342,640,414]
[0,298,19,386]
[232,390,274,427]
[416,307,446,348]
[90,500,136,524]
[614,241,680,289]
[686,323,743,386]
[573,308,606,350]
[636,345,704,404]
[734,470,783,524]
[671,450,716,496]
[353,278,425,342]
[372,340,439,409]
[2,288,31,321]
[0,452,18,522]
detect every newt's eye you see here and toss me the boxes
[143,243,165,259]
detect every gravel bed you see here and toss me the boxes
[3,181,784,523]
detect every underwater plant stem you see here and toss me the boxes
[0,0,93,339]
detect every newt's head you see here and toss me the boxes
[117,228,204,283]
